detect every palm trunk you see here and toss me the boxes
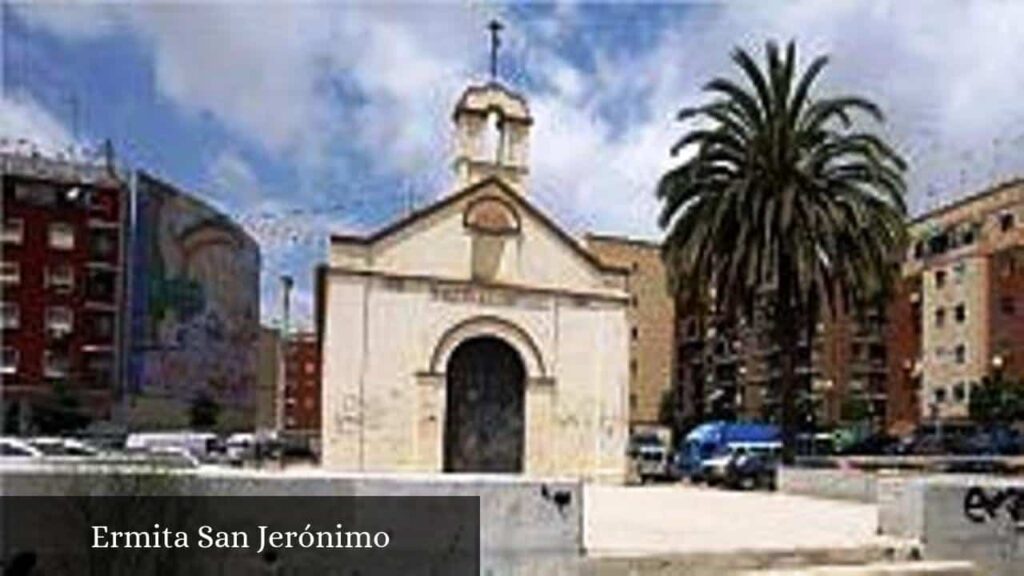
[776,265,799,465]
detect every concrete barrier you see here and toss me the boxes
[778,466,881,503]
[0,463,584,575]
[878,476,1024,576]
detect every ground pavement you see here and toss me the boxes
[584,484,893,557]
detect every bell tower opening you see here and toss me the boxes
[451,20,532,193]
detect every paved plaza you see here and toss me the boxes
[585,484,894,557]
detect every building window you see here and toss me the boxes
[88,313,115,340]
[953,382,966,403]
[2,219,24,244]
[999,212,1015,232]
[43,350,69,378]
[1001,296,1016,315]
[934,387,947,405]
[48,223,75,250]
[304,361,316,375]
[47,263,74,293]
[303,397,315,410]
[631,326,639,341]
[1,347,17,374]
[954,344,966,364]
[0,261,20,285]
[46,306,74,336]
[935,269,947,288]
[1,303,19,330]
[935,307,946,327]
[630,359,638,376]
[89,231,116,260]
[954,304,966,323]
[953,261,966,284]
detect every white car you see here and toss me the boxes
[701,442,781,485]
[0,437,44,458]
[28,437,101,457]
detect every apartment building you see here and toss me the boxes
[586,234,676,430]
[1,152,126,430]
[898,179,1024,421]
[283,331,321,435]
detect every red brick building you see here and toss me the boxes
[2,153,126,431]
[283,332,320,434]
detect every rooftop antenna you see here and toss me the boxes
[488,19,503,82]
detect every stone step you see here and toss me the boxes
[739,560,977,576]
[583,541,930,576]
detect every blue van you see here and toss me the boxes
[673,421,780,481]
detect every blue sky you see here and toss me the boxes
[3,1,1024,327]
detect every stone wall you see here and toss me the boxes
[0,465,585,575]
[777,466,880,503]
[878,476,1024,576]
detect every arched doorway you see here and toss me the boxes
[443,336,525,473]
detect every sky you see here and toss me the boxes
[3,0,1023,329]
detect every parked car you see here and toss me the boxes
[723,450,779,490]
[836,433,901,456]
[0,437,44,458]
[701,441,781,486]
[27,437,101,457]
[627,432,671,483]
[125,432,224,462]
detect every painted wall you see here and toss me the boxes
[126,172,260,430]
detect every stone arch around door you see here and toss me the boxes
[416,315,554,474]
[428,316,547,382]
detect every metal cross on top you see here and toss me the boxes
[488,19,504,81]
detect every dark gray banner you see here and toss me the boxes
[0,496,479,575]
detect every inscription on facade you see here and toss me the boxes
[430,284,547,310]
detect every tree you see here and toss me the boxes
[31,382,92,435]
[189,391,221,430]
[969,372,1024,427]
[657,41,908,462]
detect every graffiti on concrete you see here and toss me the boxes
[963,486,1024,528]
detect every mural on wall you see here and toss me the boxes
[129,173,260,418]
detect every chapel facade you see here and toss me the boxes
[318,80,630,482]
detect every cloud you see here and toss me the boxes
[0,93,78,155]
[16,0,1024,235]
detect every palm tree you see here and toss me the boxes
[657,41,908,462]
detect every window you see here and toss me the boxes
[2,219,24,244]
[935,269,947,288]
[955,344,966,364]
[953,382,966,403]
[47,264,74,293]
[935,307,946,327]
[1002,296,1016,316]
[631,326,639,341]
[89,232,116,259]
[999,212,1015,232]
[954,304,966,323]
[304,361,316,375]
[48,223,75,250]
[1,303,19,330]
[88,313,114,340]
[43,350,69,378]
[953,262,966,284]
[1,347,17,374]
[303,397,315,410]
[934,387,947,404]
[0,261,19,285]
[46,306,73,335]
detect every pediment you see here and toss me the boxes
[330,177,627,297]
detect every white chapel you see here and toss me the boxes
[317,68,630,482]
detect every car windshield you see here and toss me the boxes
[632,434,662,446]
[31,442,68,455]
